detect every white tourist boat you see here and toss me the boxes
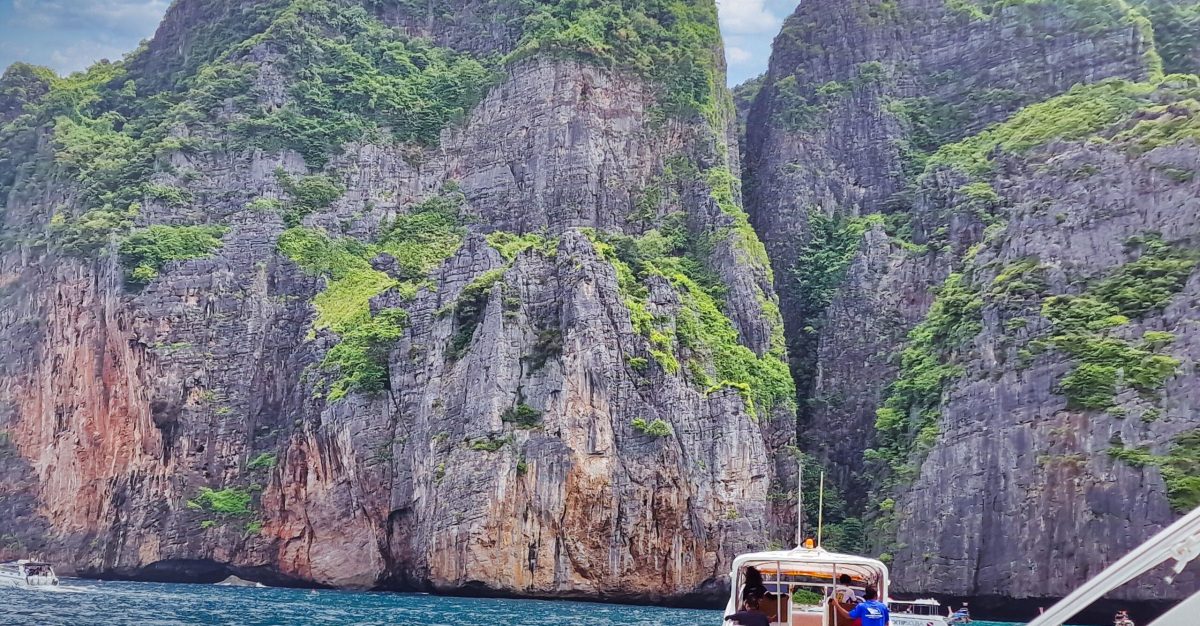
[0,560,60,588]
[724,545,884,625]
[723,464,952,626]
[889,598,953,626]
[723,546,951,626]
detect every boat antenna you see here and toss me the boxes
[817,470,825,548]
[796,458,804,548]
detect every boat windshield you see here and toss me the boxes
[24,564,52,576]
[890,602,942,616]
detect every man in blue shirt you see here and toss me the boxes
[833,586,890,626]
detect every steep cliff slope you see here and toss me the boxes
[0,0,795,599]
[886,78,1200,600]
[745,0,1200,602]
[747,0,1157,493]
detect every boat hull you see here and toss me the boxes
[0,572,59,588]
[892,615,951,626]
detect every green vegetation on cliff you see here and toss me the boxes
[230,0,493,166]
[118,224,230,285]
[944,0,1159,71]
[486,231,558,262]
[632,417,673,437]
[246,453,278,471]
[189,487,253,516]
[447,268,506,359]
[857,72,1200,556]
[587,214,794,420]
[124,0,291,94]
[1132,1,1200,75]
[868,273,983,484]
[0,62,55,119]
[863,235,1192,505]
[276,169,344,227]
[0,55,256,251]
[927,80,1155,176]
[187,484,262,533]
[0,0,492,246]
[507,0,725,117]
[1,0,738,258]
[788,211,883,412]
[279,190,465,400]
[1043,235,1193,410]
[1115,93,1200,154]
[771,61,887,132]
[919,76,1200,183]
[279,226,409,399]
[706,167,774,276]
[502,404,542,429]
[860,272,985,559]
[1110,429,1200,512]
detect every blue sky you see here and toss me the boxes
[719,0,798,85]
[0,0,795,86]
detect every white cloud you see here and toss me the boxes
[48,41,133,74]
[2,0,169,74]
[12,0,169,37]
[717,0,783,35]
[727,46,753,65]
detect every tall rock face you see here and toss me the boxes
[746,0,1156,493]
[889,82,1200,599]
[0,0,795,599]
[744,0,1200,602]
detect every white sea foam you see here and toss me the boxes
[18,584,91,593]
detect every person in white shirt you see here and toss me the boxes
[833,574,860,605]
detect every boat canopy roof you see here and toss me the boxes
[731,547,889,585]
[890,598,941,606]
[7,560,52,566]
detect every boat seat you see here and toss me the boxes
[789,613,824,626]
[760,595,787,623]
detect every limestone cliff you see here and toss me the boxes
[746,0,1156,493]
[0,0,795,599]
[744,0,1200,603]
[889,79,1200,600]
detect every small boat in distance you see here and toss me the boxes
[890,598,951,626]
[948,604,972,624]
[0,560,60,588]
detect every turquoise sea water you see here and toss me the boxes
[1,580,1028,626]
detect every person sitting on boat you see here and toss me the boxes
[831,586,890,626]
[742,566,768,605]
[949,604,971,624]
[726,592,770,626]
[1114,610,1135,626]
[834,574,861,605]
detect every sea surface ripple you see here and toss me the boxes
[1,580,1031,626]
